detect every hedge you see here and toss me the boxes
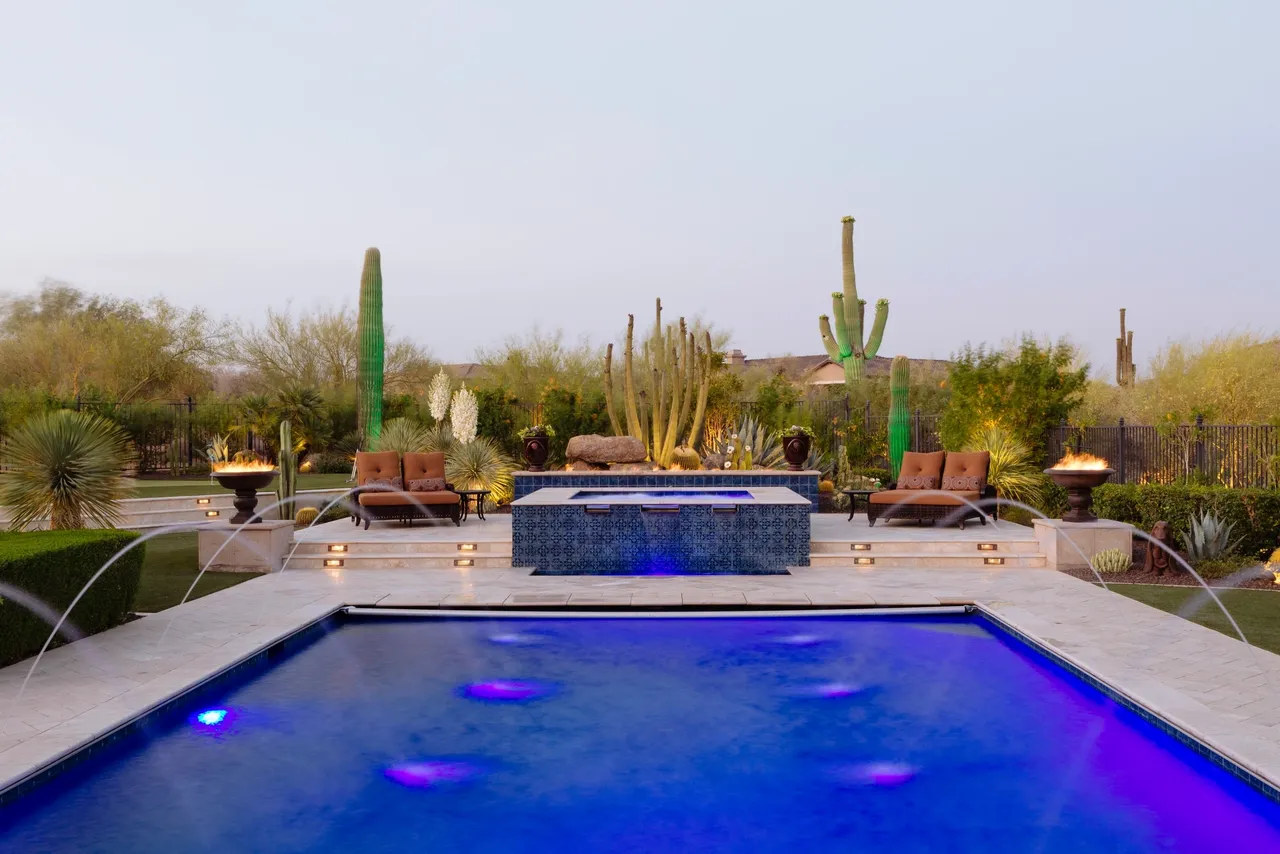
[0,529,145,667]
[1092,484,1280,559]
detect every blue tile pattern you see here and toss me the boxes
[512,504,810,575]
[514,471,821,509]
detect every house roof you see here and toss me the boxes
[444,363,488,383]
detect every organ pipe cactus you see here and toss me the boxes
[818,216,889,392]
[356,247,385,448]
[277,419,297,521]
[604,298,712,467]
[888,355,910,480]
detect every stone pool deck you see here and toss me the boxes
[3,567,1280,799]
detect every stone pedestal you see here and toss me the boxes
[197,520,296,573]
[1033,518,1133,570]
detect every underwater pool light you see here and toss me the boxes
[195,709,228,726]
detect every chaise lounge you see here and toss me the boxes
[866,450,994,529]
[353,450,461,528]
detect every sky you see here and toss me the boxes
[1,1,1277,373]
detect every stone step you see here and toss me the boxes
[289,539,511,556]
[283,552,513,570]
[810,539,1041,555]
[808,552,1048,569]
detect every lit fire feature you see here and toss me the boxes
[1044,451,1115,523]
[1049,450,1111,471]
[212,459,277,473]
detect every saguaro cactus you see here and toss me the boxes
[603,298,712,467]
[357,247,385,448]
[277,419,297,521]
[888,355,910,480]
[819,216,889,393]
[1116,308,1136,387]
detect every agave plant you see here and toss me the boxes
[1181,509,1243,562]
[1090,548,1132,574]
[0,410,134,530]
[372,418,434,454]
[709,416,784,469]
[963,425,1045,512]
[446,438,515,506]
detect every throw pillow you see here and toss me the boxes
[899,474,938,490]
[942,475,982,491]
[409,477,447,492]
[366,476,403,492]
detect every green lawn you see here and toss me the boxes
[1113,584,1280,655]
[133,532,256,612]
[127,473,351,498]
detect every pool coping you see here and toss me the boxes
[3,601,1279,808]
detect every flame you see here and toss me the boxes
[668,463,685,471]
[213,460,277,473]
[1050,450,1110,471]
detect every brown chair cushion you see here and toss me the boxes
[359,490,460,507]
[365,475,403,493]
[897,451,945,489]
[409,477,447,493]
[869,489,981,507]
[356,451,402,486]
[942,451,990,492]
[404,452,446,483]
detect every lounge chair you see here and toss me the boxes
[867,450,994,529]
[353,450,461,528]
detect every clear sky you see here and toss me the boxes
[2,1,1276,371]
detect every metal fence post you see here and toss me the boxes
[913,408,921,452]
[1194,413,1206,478]
[863,400,871,429]
[186,396,195,467]
[1117,417,1126,484]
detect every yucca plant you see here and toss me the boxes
[372,418,433,454]
[1091,548,1132,574]
[0,410,134,531]
[963,425,1045,513]
[1181,509,1243,562]
[446,438,515,507]
[421,424,455,455]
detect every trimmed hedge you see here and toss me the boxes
[1092,484,1280,559]
[0,529,145,667]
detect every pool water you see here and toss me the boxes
[3,615,1278,852]
[567,489,754,500]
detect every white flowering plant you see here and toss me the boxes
[427,369,452,423]
[450,385,479,445]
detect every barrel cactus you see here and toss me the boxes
[888,355,910,480]
[670,445,702,470]
[357,247,385,449]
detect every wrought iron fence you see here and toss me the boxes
[1046,417,1280,488]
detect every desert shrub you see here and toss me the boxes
[307,451,353,474]
[964,425,1044,510]
[0,529,144,667]
[446,438,516,506]
[1194,554,1261,580]
[372,417,433,454]
[1092,484,1280,559]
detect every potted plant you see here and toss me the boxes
[782,425,814,471]
[518,425,555,472]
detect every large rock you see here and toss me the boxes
[566,435,647,465]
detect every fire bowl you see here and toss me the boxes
[1043,468,1114,523]
[212,470,278,524]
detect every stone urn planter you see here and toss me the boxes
[782,427,813,471]
[519,426,554,472]
[1044,466,1114,523]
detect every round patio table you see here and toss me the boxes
[456,489,491,522]
[842,488,879,521]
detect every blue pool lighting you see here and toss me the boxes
[460,680,552,702]
[195,709,228,726]
[770,633,827,647]
[488,632,543,645]
[835,762,919,788]
[791,682,863,699]
[384,761,480,790]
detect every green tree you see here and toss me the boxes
[939,336,1088,454]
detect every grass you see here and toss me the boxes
[126,473,351,498]
[132,532,256,613]
[1114,584,1280,655]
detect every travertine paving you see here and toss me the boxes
[3,565,1279,796]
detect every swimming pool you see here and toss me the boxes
[2,613,1277,851]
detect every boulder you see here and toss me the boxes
[567,460,608,471]
[566,435,647,465]
[701,453,727,471]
